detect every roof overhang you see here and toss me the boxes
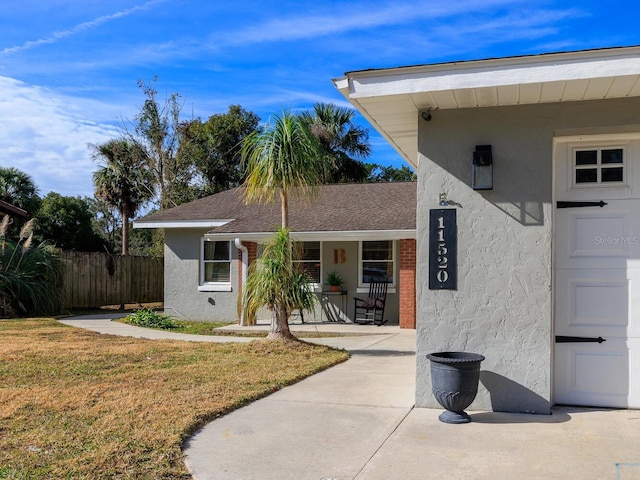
[0,199,28,218]
[133,219,234,229]
[333,46,640,168]
[204,229,416,242]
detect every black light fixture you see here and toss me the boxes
[472,145,493,190]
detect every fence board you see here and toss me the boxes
[62,252,163,308]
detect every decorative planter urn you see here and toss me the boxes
[426,352,485,424]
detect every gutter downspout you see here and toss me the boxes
[235,238,248,326]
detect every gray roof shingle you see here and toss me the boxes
[136,182,416,234]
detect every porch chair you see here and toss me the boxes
[353,281,388,326]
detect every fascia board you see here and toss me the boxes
[344,47,640,99]
[133,219,234,229]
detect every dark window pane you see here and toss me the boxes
[300,241,320,261]
[362,241,392,261]
[298,262,321,283]
[362,262,393,283]
[576,150,597,165]
[204,241,229,261]
[602,167,623,182]
[204,262,230,282]
[602,149,623,164]
[576,168,597,183]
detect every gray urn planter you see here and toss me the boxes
[427,352,485,424]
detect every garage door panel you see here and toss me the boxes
[556,208,640,269]
[555,270,630,336]
[555,340,629,408]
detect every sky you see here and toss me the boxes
[1,0,639,199]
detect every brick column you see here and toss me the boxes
[399,239,416,329]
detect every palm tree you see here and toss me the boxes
[243,228,316,340]
[241,111,329,340]
[0,167,40,214]
[299,103,371,183]
[92,139,153,256]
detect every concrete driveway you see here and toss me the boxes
[60,315,640,480]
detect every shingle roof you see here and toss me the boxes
[0,199,28,217]
[135,182,416,234]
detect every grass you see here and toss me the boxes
[0,318,349,479]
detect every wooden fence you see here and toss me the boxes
[62,252,163,309]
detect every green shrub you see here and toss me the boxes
[125,308,182,330]
[1,217,64,317]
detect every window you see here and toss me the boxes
[200,240,231,290]
[293,241,321,284]
[360,240,394,285]
[574,147,625,186]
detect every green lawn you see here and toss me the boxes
[0,318,349,479]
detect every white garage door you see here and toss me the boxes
[554,135,640,408]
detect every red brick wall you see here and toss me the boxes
[237,242,258,289]
[237,242,258,323]
[399,239,416,329]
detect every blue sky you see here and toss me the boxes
[1,0,639,198]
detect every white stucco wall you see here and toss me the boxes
[164,229,240,321]
[416,97,640,414]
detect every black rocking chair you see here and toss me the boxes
[353,282,388,326]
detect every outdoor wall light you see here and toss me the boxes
[472,145,493,190]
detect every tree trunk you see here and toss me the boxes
[121,208,129,256]
[280,189,288,229]
[267,304,296,341]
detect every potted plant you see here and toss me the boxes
[326,271,344,292]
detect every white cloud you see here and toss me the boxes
[1,0,168,55]
[220,0,529,46]
[0,76,121,197]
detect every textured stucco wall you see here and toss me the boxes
[416,97,640,414]
[164,229,240,321]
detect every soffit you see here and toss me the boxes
[334,46,640,168]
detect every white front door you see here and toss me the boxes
[554,135,640,408]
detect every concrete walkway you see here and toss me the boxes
[60,315,640,480]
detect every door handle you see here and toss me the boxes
[556,336,606,343]
[556,201,607,208]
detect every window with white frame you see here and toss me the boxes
[573,147,625,186]
[360,240,394,285]
[200,239,231,287]
[293,241,321,284]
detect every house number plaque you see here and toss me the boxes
[429,209,457,290]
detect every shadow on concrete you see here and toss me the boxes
[470,410,571,424]
[480,371,554,416]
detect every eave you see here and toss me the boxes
[133,220,234,229]
[333,46,640,168]
[204,229,416,242]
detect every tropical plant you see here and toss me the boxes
[326,271,344,287]
[242,110,329,229]
[241,111,329,339]
[92,139,154,255]
[243,228,316,341]
[299,103,371,183]
[0,217,64,317]
[0,166,41,214]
